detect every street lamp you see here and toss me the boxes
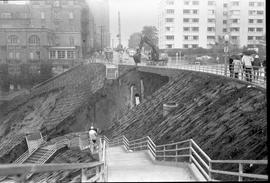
[224,34,229,76]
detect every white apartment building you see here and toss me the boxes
[158,0,265,49]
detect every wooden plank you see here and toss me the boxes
[210,170,268,180]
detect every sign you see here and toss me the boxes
[224,46,229,53]
[106,64,118,79]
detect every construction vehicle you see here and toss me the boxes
[133,36,168,66]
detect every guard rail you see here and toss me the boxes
[106,135,267,181]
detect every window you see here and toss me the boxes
[183,9,190,14]
[8,35,19,45]
[223,3,228,8]
[249,19,254,23]
[223,28,227,33]
[29,35,40,45]
[69,37,74,46]
[248,36,253,40]
[166,44,173,48]
[166,27,171,31]
[193,10,198,14]
[183,18,189,23]
[184,1,189,5]
[69,12,74,19]
[208,10,215,15]
[50,51,56,59]
[232,19,240,23]
[207,36,215,40]
[184,36,189,40]
[183,27,189,31]
[183,44,189,48]
[193,36,199,40]
[192,1,199,5]
[257,2,264,6]
[231,10,240,15]
[192,18,199,23]
[1,12,12,19]
[257,19,263,23]
[223,20,227,24]
[192,44,198,48]
[208,19,215,23]
[207,27,215,32]
[230,27,240,32]
[256,28,263,32]
[231,36,239,40]
[231,1,239,6]
[256,36,262,40]
[223,11,228,16]
[257,11,263,15]
[249,2,255,6]
[208,1,215,5]
[248,28,255,32]
[57,51,65,59]
[192,27,199,32]
[166,35,174,40]
[166,9,174,14]
[41,12,45,19]
[67,51,75,59]
[249,10,256,15]
[166,0,174,5]
[166,18,174,22]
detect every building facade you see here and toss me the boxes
[158,0,265,49]
[0,0,96,75]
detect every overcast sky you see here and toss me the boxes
[109,0,158,47]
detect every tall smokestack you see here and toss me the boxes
[118,11,121,46]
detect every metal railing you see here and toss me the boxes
[106,135,268,181]
[95,57,266,88]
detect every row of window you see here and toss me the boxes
[7,35,40,45]
[222,27,264,33]
[49,50,75,59]
[165,35,216,41]
[248,36,263,40]
[183,0,199,5]
[183,27,199,32]
[249,10,264,15]
[249,2,264,7]
[8,52,39,60]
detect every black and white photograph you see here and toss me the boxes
[0,0,267,182]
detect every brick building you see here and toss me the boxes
[0,0,96,75]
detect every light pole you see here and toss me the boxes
[224,34,229,76]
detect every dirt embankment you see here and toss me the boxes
[104,69,267,179]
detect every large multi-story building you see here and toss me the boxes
[158,0,265,49]
[0,0,96,75]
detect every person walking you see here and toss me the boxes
[252,55,261,81]
[233,56,242,79]
[241,53,254,82]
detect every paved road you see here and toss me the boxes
[107,146,199,182]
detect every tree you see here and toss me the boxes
[128,32,142,49]
[141,26,158,51]
[0,64,9,92]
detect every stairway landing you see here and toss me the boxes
[107,146,200,182]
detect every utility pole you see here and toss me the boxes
[99,26,104,52]
[118,11,122,47]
